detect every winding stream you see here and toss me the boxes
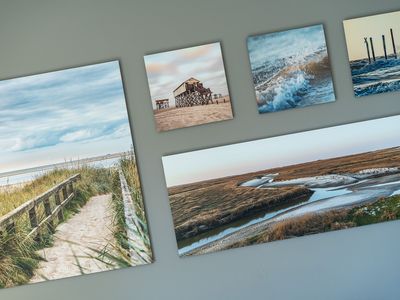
[178,173,400,255]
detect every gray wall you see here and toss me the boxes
[1,0,399,299]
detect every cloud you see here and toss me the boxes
[60,129,95,143]
[181,43,213,59]
[0,61,132,161]
[11,137,53,152]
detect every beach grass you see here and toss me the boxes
[0,167,112,288]
[110,154,152,264]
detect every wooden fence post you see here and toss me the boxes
[62,186,68,201]
[43,198,54,232]
[28,207,38,238]
[69,182,74,196]
[6,222,16,235]
[54,191,64,222]
[0,174,79,240]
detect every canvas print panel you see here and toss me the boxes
[0,61,152,289]
[343,11,400,97]
[144,42,233,132]
[247,24,335,113]
[162,115,400,256]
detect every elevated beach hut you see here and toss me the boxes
[173,77,213,107]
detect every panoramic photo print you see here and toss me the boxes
[163,115,400,256]
[0,61,153,289]
[144,42,233,132]
[344,10,400,97]
[247,24,335,113]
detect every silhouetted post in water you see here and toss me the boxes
[370,37,376,62]
[364,37,371,63]
[382,35,388,60]
[390,28,397,59]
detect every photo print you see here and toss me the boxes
[144,42,233,132]
[0,61,153,289]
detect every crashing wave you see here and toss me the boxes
[255,53,333,112]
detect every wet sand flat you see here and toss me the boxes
[154,102,233,132]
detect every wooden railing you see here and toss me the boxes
[118,170,151,264]
[0,174,81,239]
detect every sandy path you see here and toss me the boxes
[30,194,116,283]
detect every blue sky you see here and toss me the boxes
[0,61,133,173]
[163,115,400,187]
[144,42,230,108]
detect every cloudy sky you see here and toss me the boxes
[163,115,400,187]
[144,42,230,108]
[0,61,133,173]
[344,11,400,61]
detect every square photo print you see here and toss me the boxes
[247,24,335,113]
[0,61,152,289]
[344,10,400,97]
[144,42,233,132]
[162,115,400,257]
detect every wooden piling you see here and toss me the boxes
[370,37,376,62]
[382,35,388,60]
[364,37,371,63]
[390,28,397,59]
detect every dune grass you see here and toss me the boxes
[0,167,112,288]
[0,170,72,218]
[110,153,152,265]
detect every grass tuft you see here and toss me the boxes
[0,166,112,288]
[110,153,152,264]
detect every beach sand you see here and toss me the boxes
[154,99,233,132]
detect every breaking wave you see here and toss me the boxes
[255,53,335,113]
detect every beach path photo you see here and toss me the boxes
[0,61,152,289]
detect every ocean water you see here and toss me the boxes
[247,24,335,113]
[0,157,120,187]
[350,57,400,97]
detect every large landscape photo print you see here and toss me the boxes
[163,115,400,256]
[0,61,152,289]
[344,10,400,97]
